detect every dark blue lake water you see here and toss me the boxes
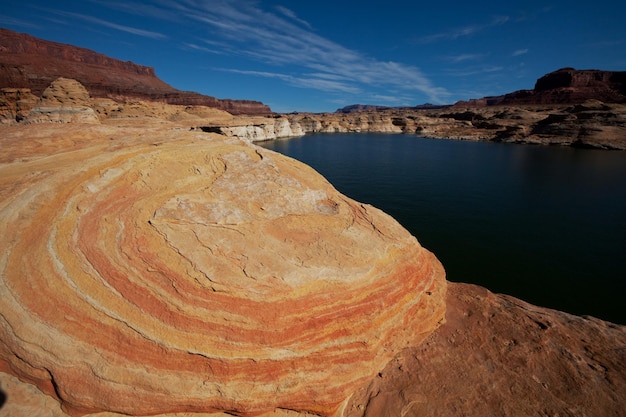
[259,133,626,324]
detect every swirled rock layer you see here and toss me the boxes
[0,122,446,416]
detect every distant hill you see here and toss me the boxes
[336,103,449,113]
[454,67,626,107]
[337,68,626,113]
[0,28,271,115]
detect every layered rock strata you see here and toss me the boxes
[2,282,624,417]
[0,28,271,115]
[455,67,626,107]
[279,102,626,149]
[0,87,38,123]
[198,116,305,141]
[0,122,446,416]
[23,77,99,124]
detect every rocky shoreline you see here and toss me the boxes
[194,101,626,150]
[5,79,626,150]
[3,27,625,149]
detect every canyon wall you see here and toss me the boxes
[198,116,306,141]
[455,67,626,107]
[208,102,626,150]
[0,28,271,115]
[4,75,625,149]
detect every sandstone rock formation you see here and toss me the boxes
[343,282,626,417]
[23,77,99,124]
[0,76,242,126]
[0,28,271,115]
[2,282,624,417]
[198,116,305,141]
[0,121,446,416]
[0,87,38,123]
[281,102,626,149]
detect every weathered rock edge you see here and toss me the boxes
[343,282,626,417]
[0,122,446,416]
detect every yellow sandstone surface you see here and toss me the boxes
[0,120,446,416]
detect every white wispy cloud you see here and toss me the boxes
[218,68,362,94]
[274,5,312,29]
[445,53,488,63]
[416,16,510,43]
[106,0,448,103]
[0,16,41,29]
[512,48,529,56]
[182,43,223,55]
[445,66,504,77]
[581,39,625,48]
[368,94,416,106]
[45,8,167,39]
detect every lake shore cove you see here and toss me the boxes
[0,102,624,417]
[200,100,626,150]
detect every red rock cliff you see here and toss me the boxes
[455,67,626,107]
[0,28,271,115]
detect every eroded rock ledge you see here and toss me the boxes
[0,122,445,416]
[200,102,626,149]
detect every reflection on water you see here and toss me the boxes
[260,133,626,324]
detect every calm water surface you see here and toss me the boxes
[260,133,626,324]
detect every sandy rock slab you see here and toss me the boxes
[0,122,445,416]
[343,282,626,417]
[3,282,623,417]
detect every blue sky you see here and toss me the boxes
[2,0,625,112]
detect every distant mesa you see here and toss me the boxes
[454,67,626,107]
[0,28,271,115]
[336,104,392,113]
[338,68,626,112]
[336,103,449,113]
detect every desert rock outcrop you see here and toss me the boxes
[198,116,305,141]
[2,282,624,417]
[455,67,626,107]
[0,87,38,123]
[0,122,446,416]
[284,102,626,149]
[0,28,271,115]
[343,282,626,417]
[23,77,99,124]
